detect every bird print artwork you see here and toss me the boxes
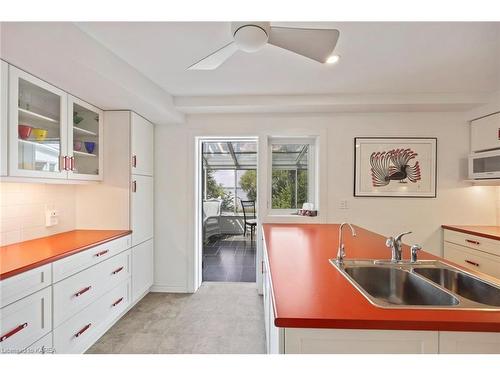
[370,148,422,187]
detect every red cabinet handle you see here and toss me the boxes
[465,259,480,267]
[70,156,76,171]
[74,323,91,338]
[95,250,109,257]
[112,266,124,275]
[132,155,137,168]
[74,286,92,297]
[112,297,124,307]
[61,156,69,171]
[465,239,480,245]
[0,323,28,342]
[132,180,137,193]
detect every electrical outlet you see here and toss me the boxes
[339,200,348,209]
[45,207,59,227]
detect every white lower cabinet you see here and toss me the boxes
[0,234,153,354]
[22,333,54,354]
[443,229,500,280]
[439,331,500,354]
[131,238,153,303]
[53,249,131,327]
[0,287,52,353]
[0,264,52,308]
[54,279,130,354]
[284,329,438,354]
[444,242,500,279]
[52,235,131,283]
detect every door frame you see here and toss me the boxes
[194,136,259,291]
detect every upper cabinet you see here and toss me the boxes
[4,65,103,181]
[471,113,500,153]
[8,66,68,179]
[67,95,103,181]
[131,112,154,176]
[1,61,7,176]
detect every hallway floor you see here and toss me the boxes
[202,234,256,282]
[86,282,265,354]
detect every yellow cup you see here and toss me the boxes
[32,128,48,141]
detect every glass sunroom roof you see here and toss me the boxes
[203,141,257,169]
[202,141,309,170]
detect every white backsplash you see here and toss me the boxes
[0,183,76,246]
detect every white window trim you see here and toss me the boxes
[267,136,319,216]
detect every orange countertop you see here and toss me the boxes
[0,230,132,280]
[442,225,500,241]
[263,223,500,332]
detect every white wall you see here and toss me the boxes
[0,182,76,245]
[154,111,498,292]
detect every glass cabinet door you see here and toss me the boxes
[67,96,103,180]
[9,66,68,178]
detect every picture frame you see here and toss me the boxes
[354,137,437,198]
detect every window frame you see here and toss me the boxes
[267,136,318,216]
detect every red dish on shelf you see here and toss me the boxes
[18,125,33,140]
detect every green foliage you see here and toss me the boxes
[205,169,234,211]
[272,169,308,209]
[239,170,257,201]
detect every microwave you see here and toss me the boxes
[469,149,500,179]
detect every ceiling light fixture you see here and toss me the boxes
[326,54,340,64]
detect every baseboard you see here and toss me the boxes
[150,283,189,293]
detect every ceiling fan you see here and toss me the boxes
[187,22,340,70]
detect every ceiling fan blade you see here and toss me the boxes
[187,42,238,70]
[268,27,340,63]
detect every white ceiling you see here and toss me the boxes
[77,22,500,97]
[1,22,499,122]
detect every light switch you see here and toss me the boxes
[339,200,348,210]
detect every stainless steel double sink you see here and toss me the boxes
[329,259,500,310]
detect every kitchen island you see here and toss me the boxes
[262,223,500,354]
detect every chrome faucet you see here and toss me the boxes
[385,231,412,262]
[335,223,357,265]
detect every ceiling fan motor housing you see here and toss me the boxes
[231,22,271,52]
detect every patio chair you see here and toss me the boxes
[203,198,222,241]
[240,200,257,241]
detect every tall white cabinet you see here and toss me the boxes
[99,111,155,304]
[130,112,154,302]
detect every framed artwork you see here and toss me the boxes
[354,137,437,198]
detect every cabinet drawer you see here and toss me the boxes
[54,279,130,354]
[443,230,500,258]
[0,264,52,308]
[0,287,52,353]
[21,332,54,354]
[53,235,131,282]
[444,242,500,280]
[53,250,131,327]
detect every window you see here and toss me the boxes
[268,138,317,213]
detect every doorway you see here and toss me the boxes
[197,138,258,283]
